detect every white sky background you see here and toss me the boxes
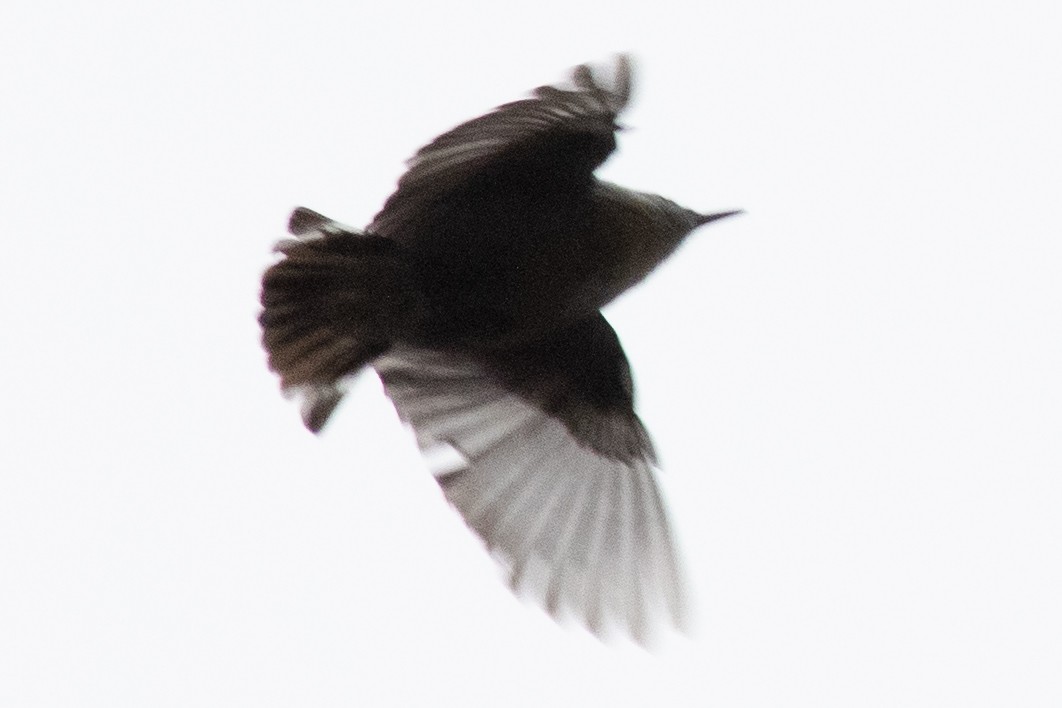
[2,0,1061,705]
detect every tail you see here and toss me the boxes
[259,207,420,432]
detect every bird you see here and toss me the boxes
[259,55,740,643]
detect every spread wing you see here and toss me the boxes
[373,313,686,642]
[369,55,633,240]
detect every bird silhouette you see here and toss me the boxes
[259,55,740,642]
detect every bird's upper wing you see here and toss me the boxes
[369,55,632,239]
[373,313,686,642]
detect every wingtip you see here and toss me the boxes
[571,54,634,111]
[613,53,633,105]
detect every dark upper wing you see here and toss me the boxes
[369,55,633,239]
[372,313,686,643]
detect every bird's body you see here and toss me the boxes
[260,56,739,642]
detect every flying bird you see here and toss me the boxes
[259,55,740,642]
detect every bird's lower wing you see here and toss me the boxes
[373,338,687,642]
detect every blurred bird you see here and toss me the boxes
[259,55,740,642]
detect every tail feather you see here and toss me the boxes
[259,208,418,432]
[287,206,338,236]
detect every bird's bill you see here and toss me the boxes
[695,209,744,226]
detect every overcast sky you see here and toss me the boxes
[3,1,1061,706]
